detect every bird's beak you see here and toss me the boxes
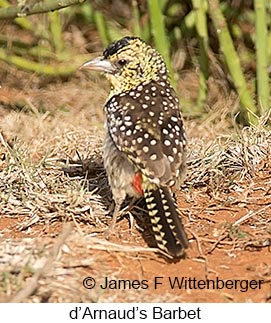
[79,56,115,74]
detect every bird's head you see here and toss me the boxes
[80,36,168,95]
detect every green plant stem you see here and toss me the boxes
[0,1,51,41]
[93,10,109,47]
[147,0,174,79]
[192,0,209,106]
[0,0,32,30]
[0,48,75,75]
[209,0,257,125]
[49,11,64,54]
[254,0,270,112]
[0,0,86,19]
[132,0,141,38]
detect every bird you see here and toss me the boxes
[80,36,188,257]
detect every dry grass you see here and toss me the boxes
[0,130,109,232]
[1,108,270,237]
[186,122,271,189]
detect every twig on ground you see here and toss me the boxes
[85,236,171,258]
[232,204,271,227]
[186,228,206,259]
[206,228,229,254]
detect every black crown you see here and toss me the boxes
[103,36,139,59]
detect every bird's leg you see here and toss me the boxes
[104,198,123,239]
[104,196,140,238]
[124,196,140,213]
[123,197,142,234]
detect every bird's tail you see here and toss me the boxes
[144,186,188,257]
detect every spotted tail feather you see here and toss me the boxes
[144,187,188,257]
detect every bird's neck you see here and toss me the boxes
[106,75,151,98]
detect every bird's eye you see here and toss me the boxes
[118,59,127,66]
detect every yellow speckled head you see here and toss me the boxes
[81,36,168,95]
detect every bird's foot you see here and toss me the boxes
[104,224,118,240]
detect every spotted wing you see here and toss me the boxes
[105,80,186,185]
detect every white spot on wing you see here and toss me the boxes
[150,154,157,160]
[143,146,149,153]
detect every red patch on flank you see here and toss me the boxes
[132,172,144,195]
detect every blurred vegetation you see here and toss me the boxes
[0,0,270,125]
